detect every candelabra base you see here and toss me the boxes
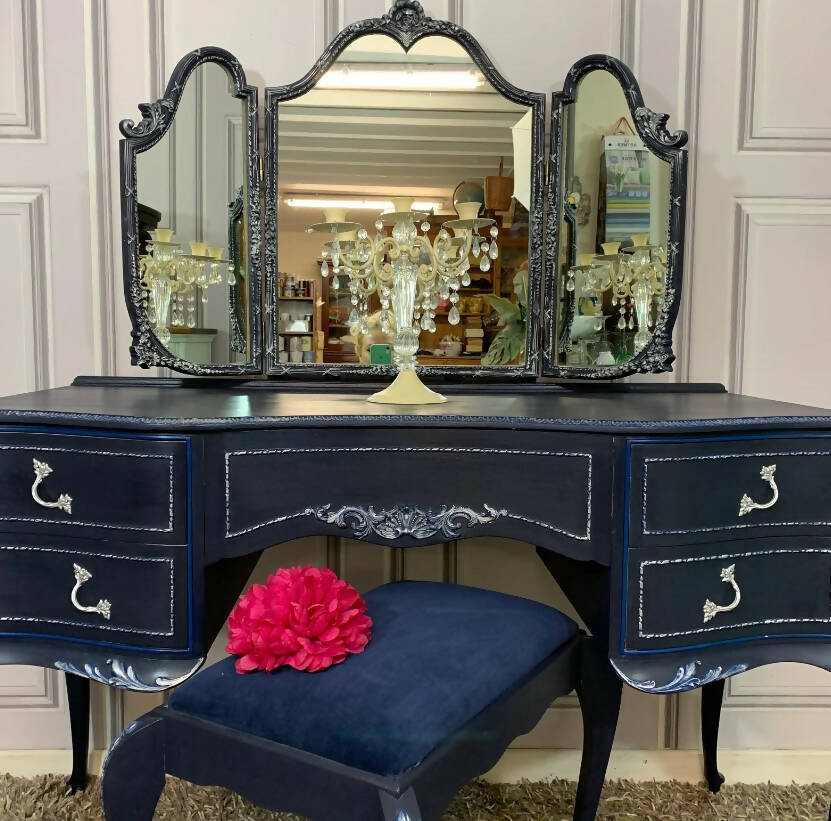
[367,369,447,405]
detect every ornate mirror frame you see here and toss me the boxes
[543,54,688,379]
[263,0,545,379]
[119,47,262,375]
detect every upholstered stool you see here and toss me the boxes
[101,581,588,821]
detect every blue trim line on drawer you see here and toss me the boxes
[0,425,195,656]
[621,432,831,656]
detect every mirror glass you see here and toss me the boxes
[135,62,250,366]
[275,34,535,370]
[554,69,671,369]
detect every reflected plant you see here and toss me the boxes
[481,268,527,366]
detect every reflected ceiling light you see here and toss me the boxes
[285,198,442,213]
[317,67,482,91]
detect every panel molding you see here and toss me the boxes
[0,186,53,391]
[730,197,831,393]
[0,667,60,709]
[0,0,45,140]
[738,0,831,153]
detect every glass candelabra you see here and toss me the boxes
[307,199,499,404]
[139,229,235,345]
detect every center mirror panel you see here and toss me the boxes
[266,30,543,377]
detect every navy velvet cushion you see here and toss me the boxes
[169,581,577,776]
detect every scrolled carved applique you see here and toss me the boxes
[388,0,427,29]
[119,99,175,139]
[612,659,748,693]
[55,659,201,691]
[312,503,507,540]
[633,106,688,148]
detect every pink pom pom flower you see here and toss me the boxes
[226,565,372,675]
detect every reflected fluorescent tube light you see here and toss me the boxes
[285,198,442,213]
[317,67,482,91]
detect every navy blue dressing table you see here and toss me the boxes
[1,378,831,815]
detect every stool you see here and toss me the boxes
[101,581,594,821]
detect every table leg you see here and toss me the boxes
[701,678,726,793]
[65,672,90,793]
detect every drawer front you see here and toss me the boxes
[0,536,190,650]
[209,428,611,561]
[628,437,831,547]
[0,431,188,543]
[623,540,831,652]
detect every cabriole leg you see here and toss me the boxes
[101,714,166,821]
[65,672,90,793]
[574,636,623,821]
[701,678,726,793]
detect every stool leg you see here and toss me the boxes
[101,714,166,821]
[574,636,622,821]
[65,673,90,793]
[378,787,424,821]
[701,679,726,793]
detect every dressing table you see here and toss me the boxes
[2,2,830,818]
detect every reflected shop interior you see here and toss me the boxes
[275,35,535,371]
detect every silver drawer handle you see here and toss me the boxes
[703,564,741,623]
[71,564,111,621]
[31,459,73,515]
[738,464,778,517]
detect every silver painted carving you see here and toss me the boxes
[739,464,779,517]
[702,564,741,624]
[612,659,748,693]
[55,658,202,691]
[31,459,72,515]
[313,503,507,540]
[70,563,112,621]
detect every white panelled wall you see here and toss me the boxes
[1,0,830,773]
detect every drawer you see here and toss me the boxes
[623,539,831,652]
[0,536,190,651]
[628,437,831,547]
[209,428,609,560]
[0,430,189,543]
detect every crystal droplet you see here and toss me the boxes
[461,272,471,287]
[566,279,575,292]
[628,316,635,330]
[421,221,430,233]
[357,228,368,240]
[489,241,499,260]
[618,316,626,330]
[448,307,461,325]
[427,319,436,333]
[375,219,384,232]
[490,225,499,239]
[594,319,603,332]
[201,291,209,304]
[480,257,491,273]
[332,276,340,291]
[348,308,359,325]
[480,242,490,256]
[351,295,359,306]
[472,242,481,258]
[187,317,196,329]
[227,272,236,285]
[321,261,329,277]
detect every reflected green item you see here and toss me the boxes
[482,269,528,366]
[370,344,392,365]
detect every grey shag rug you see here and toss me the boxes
[1,774,829,820]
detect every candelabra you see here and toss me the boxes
[140,229,235,345]
[565,235,666,355]
[307,199,499,404]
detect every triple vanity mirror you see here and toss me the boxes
[119,0,686,383]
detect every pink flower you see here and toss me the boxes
[226,566,372,675]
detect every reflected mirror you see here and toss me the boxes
[268,30,542,376]
[122,51,260,374]
[552,67,677,374]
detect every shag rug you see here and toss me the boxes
[1,774,829,820]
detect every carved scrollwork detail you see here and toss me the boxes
[312,503,507,541]
[55,659,202,692]
[119,99,175,139]
[388,0,426,28]
[611,660,748,693]
[633,106,688,148]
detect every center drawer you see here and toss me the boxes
[628,437,831,547]
[0,430,189,544]
[0,536,190,651]
[623,538,831,652]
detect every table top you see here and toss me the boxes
[0,378,830,434]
